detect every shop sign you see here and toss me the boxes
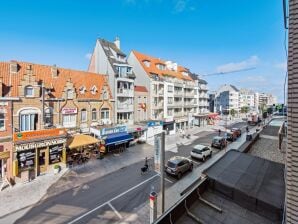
[101,126,127,136]
[62,108,77,114]
[15,138,66,152]
[18,150,35,168]
[0,151,10,159]
[13,128,67,142]
[147,121,163,127]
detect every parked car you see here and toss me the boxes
[165,156,193,179]
[211,136,227,149]
[226,130,237,142]
[231,128,242,137]
[191,144,212,161]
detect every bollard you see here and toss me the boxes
[150,191,157,223]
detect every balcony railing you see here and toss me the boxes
[117,88,134,97]
[117,104,134,111]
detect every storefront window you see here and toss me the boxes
[49,144,63,164]
[101,108,110,119]
[63,114,76,128]
[0,113,4,130]
[92,108,97,121]
[18,150,35,170]
[81,109,87,122]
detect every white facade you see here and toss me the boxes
[239,88,256,109]
[128,51,198,131]
[258,93,277,107]
[88,38,134,125]
[198,79,209,113]
[215,84,240,113]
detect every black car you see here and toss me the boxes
[165,156,193,179]
[211,136,227,149]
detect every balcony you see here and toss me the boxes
[174,112,184,117]
[174,82,183,88]
[117,103,134,112]
[152,101,164,109]
[174,91,184,97]
[184,91,195,98]
[117,88,134,97]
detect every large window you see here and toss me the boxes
[20,114,37,131]
[101,108,110,119]
[92,108,97,121]
[25,86,34,97]
[81,109,87,122]
[0,113,4,130]
[62,114,76,128]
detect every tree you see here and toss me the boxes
[230,109,236,117]
[240,106,249,114]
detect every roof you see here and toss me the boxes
[193,144,207,150]
[168,156,187,163]
[203,150,285,210]
[132,50,193,81]
[230,84,239,92]
[67,134,99,149]
[98,39,136,79]
[0,61,112,100]
[134,85,148,93]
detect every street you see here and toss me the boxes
[14,121,249,224]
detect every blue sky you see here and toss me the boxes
[0,0,286,102]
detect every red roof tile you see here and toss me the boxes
[134,85,148,92]
[0,61,112,99]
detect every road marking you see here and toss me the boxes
[108,202,123,219]
[164,177,174,183]
[67,173,159,224]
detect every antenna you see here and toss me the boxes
[200,67,256,77]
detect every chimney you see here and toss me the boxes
[51,64,58,78]
[9,60,18,74]
[114,37,120,49]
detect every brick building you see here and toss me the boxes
[0,61,113,181]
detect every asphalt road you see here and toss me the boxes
[15,121,249,224]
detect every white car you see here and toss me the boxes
[190,144,212,161]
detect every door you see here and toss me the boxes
[39,148,48,174]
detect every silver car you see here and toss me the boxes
[165,156,193,179]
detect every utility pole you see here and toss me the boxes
[41,82,45,129]
[160,131,165,214]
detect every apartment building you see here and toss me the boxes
[88,37,135,125]
[198,78,209,113]
[134,85,149,123]
[239,88,256,109]
[258,92,277,106]
[128,51,198,133]
[215,84,240,113]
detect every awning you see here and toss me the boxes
[104,132,133,146]
[67,134,99,149]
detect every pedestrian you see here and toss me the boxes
[218,129,221,136]
[246,126,249,133]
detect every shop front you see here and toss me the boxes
[163,119,175,135]
[175,118,189,132]
[194,113,209,127]
[13,129,67,182]
[127,124,148,144]
[90,126,133,153]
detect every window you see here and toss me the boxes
[81,109,87,122]
[62,114,76,128]
[20,114,37,131]
[168,86,173,93]
[101,108,110,119]
[138,96,141,104]
[103,91,108,100]
[168,97,173,104]
[143,60,151,67]
[79,86,86,94]
[45,108,53,126]
[156,64,165,70]
[67,89,74,99]
[91,86,97,95]
[0,113,4,130]
[92,108,97,121]
[25,86,34,97]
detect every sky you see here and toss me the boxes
[0,0,287,102]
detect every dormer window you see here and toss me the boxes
[182,71,188,76]
[91,85,97,95]
[103,91,108,100]
[25,86,34,97]
[10,62,18,74]
[66,89,74,99]
[156,64,165,71]
[79,86,86,94]
[143,60,151,68]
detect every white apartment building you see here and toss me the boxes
[258,93,277,106]
[215,84,240,113]
[128,50,198,133]
[88,38,135,125]
[198,78,209,113]
[239,88,256,109]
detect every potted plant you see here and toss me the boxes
[53,164,61,174]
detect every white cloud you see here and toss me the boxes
[239,75,267,86]
[275,62,287,71]
[216,55,259,73]
[174,0,187,13]
[85,53,92,60]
